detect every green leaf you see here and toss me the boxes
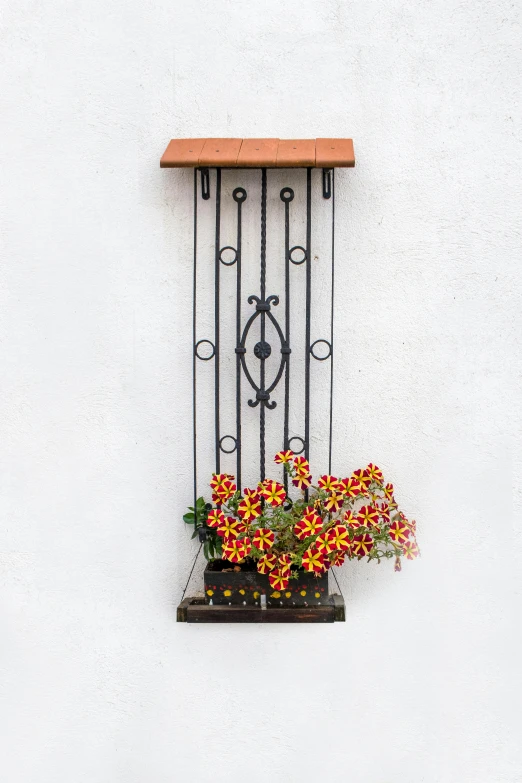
[183,512,195,524]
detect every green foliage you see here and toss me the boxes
[183,496,222,560]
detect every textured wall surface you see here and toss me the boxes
[1,1,521,781]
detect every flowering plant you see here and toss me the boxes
[185,451,419,588]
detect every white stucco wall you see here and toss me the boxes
[1,1,521,781]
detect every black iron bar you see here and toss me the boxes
[193,168,198,520]
[259,168,267,481]
[328,169,335,473]
[304,168,312,469]
[214,168,221,473]
[235,190,243,489]
[283,191,291,491]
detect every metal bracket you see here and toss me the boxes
[200,168,210,200]
[322,168,332,199]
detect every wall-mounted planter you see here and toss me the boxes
[163,138,357,623]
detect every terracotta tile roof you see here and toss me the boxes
[160,138,355,168]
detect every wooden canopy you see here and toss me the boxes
[160,138,355,168]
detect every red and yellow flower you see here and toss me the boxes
[210,473,237,503]
[259,480,286,507]
[240,536,252,557]
[388,518,410,544]
[293,456,310,475]
[252,528,275,551]
[324,491,345,514]
[274,450,294,464]
[351,469,372,490]
[366,463,384,484]
[331,551,346,567]
[343,510,362,529]
[292,473,312,490]
[243,487,259,500]
[339,477,364,497]
[257,553,277,573]
[294,512,322,540]
[328,525,351,551]
[269,567,290,590]
[217,516,246,539]
[351,533,374,558]
[317,475,341,492]
[402,539,420,560]
[278,553,292,572]
[384,483,394,501]
[207,508,225,528]
[222,538,247,563]
[237,491,262,521]
[301,546,325,574]
[212,479,236,504]
[210,473,234,491]
[357,505,380,529]
[315,531,336,555]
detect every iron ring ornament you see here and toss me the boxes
[219,246,237,266]
[232,187,247,203]
[236,294,291,409]
[288,436,305,455]
[310,339,332,361]
[195,339,215,361]
[219,435,237,454]
[289,245,307,265]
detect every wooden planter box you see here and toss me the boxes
[176,559,345,623]
[204,559,329,607]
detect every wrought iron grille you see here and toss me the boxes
[192,166,336,509]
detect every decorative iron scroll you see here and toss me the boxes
[192,166,335,508]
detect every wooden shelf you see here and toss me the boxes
[160,138,355,169]
[177,594,345,623]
